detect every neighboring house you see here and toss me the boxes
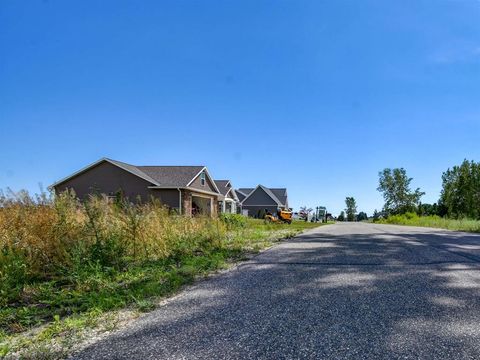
[238,185,289,218]
[50,158,221,216]
[214,180,241,214]
[234,189,248,203]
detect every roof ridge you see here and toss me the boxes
[137,165,205,168]
[106,158,135,167]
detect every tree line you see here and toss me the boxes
[336,159,480,221]
[376,159,480,220]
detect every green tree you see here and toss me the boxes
[440,159,480,219]
[337,211,345,222]
[357,211,368,221]
[417,202,439,217]
[345,197,357,221]
[377,168,425,215]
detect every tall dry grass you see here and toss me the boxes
[0,190,227,305]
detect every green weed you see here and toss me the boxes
[376,212,480,232]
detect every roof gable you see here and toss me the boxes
[214,180,230,195]
[50,158,160,189]
[187,168,220,193]
[215,180,237,197]
[240,185,288,207]
[241,185,282,206]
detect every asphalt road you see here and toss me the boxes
[72,223,480,359]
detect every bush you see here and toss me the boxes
[256,209,266,219]
[219,213,247,230]
[0,250,27,306]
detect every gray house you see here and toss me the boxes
[214,180,241,214]
[237,185,289,217]
[50,158,221,216]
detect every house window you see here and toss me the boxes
[200,172,206,186]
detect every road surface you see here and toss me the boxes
[73,223,480,359]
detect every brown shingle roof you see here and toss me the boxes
[137,166,205,187]
[214,180,231,196]
[107,159,160,185]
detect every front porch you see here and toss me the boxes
[181,189,218,216]
[218,198,238,214]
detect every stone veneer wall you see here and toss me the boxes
[181,190,192,216]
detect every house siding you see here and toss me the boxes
[53,162,183,210]
[54,161,154,202]
[151,189,180,209]
[241,187,286,218]
[189,172,217,193]
[242,187,278,206]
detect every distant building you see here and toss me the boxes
[236,185,289,218]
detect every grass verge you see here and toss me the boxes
[374,213,480,233]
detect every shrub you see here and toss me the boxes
[219,213,247,230]
[0,249,27,306]
[256,209,266,219]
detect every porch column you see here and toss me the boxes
[211,196,218,217]
[182,190,192,216]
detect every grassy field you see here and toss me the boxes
[375,212,480,233]
[0,192,321,358]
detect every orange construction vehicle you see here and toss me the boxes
[264,208,293,224]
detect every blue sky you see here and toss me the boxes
[1,0,479,215]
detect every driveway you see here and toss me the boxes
[72,223,480,359]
